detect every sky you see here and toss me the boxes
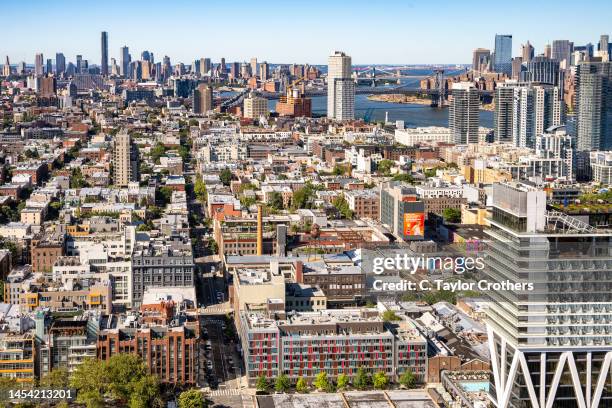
[2,0,611,66]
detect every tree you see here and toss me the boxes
[354,367,370,390]
[372,371,389,390]
[377,159,394,176]
[382,310,401,321]
[219,168,232,186]
[268,191,284,210]
[129,375,162,408]
[40,367,69,388]
[256,375,269,393]
[150,142,167,164]
[295,377,308,393]
[70,167,90,189]
[178,389,206,408]
[70,358,108,408]
[332,195,353,219]
[392,173,414,184]
[194,179,208,203]
[106,354,148,401]
[442,207,461,223]
[274,374,290,393]
[313,371,330,391]
[399,370,417,389]
[336,373,349,390]
[157,186,173,206]
[291,184,314,210]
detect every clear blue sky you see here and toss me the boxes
[2,0,610,65]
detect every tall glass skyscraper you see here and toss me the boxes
[494,34,513,76]
[101,31,108,76]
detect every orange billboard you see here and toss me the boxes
[403,213,424,236]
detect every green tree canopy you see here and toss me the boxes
[219,168,233,186]
[313,371,330,391]
[372,371,389,390]
[178,389,206,408]
[274,374,290,393]
[377,159,394,176]
[194,179,208,203]
[354,367,370,390]
[382,310,402,321]
[40,367,70,388]
[442,207,461,223]
[295,377,308,393]
[268,191,284,210]
[337,373,349,390]
[256,375,269,393]
[399,370,417,389]
[332,195,353,219]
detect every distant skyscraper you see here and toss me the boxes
[250,57,258,78]
[511,57,523,80]
[76,55,83,73]
[18,61,26,75]
[35,53,44,76]
[260,62,269,81]
[544,43,552,59]
[472,48,491,73]
[493,34,512,76]
[55,53,65,75]
[120,46,130,77]
[494,81,518,142]
[113,131,139,187]
[449,82,480,144]
[520,57,561,85]
[599,34,610,61]
[575,62,612,151]
[327,51,354,121]
[220,58,226,73]
[2,56,10,76]
[521,41,534,63]
[200,58,211,76]
[141,51,151,62]
[101,31,109,76]
[552,40,572,69]
[45,59,52,75]
[193,83,213,114]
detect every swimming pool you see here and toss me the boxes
[460,381,490,393]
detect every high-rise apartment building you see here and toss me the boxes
[449,82,480,144]
[100,31,108,76]
[259,62,269,81]
[243,94,268,119]
[485,182,612,408]
[112,131,139,187]
[494,34,512,76]
[521,41,534,63]
[599,34,610,61]
[520,57,561,86]
[250,57,257,78]
[192,83,212,114]
[472,48,491,73]
[327,51,354,121]
[575,62,611,151]
[34,53,44,76]
[120,46,130,77]
[55,53,65,76]
[552,40,572,69]
[512,85,563,148]
[494,81,519,142]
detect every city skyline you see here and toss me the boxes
[2,0,612,65]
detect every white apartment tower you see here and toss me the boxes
[449,82,480,144]
[327,51,354,121]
